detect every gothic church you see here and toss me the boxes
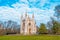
[20,13,37,35]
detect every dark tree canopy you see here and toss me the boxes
[55,5,60,11]
[54,5,60,18]
[39,23,47,34]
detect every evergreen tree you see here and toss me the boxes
[52,20,60,34]
[39,23,47,34]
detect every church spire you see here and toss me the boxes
[21,14,23,19]
[32,13,34,19]
[25,9,28,17]
[25,13,27,17]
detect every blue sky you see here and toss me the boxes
[0,0,60,26]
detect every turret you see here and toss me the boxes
[32,13,34,20]
[25,13,27,18]
[25,9,28,18]
[21,14,23,20]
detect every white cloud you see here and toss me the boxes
[40,0,48,7]
[28,0,37,2]
[0,0,56,26]
[19,0,28,4]
[0,6,21,22]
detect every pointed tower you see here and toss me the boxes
[32,13,34,20]
[25,9,28,18]
[25,13,27,18]
[21,14,23,20]
[20,14,23,34]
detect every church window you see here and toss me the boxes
[29,23,31,26]
[23,22,25,26]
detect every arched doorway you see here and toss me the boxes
[29,28,31,34]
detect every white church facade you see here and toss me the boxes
[20,13,37,35]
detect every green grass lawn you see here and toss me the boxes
[0,35,60,40]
